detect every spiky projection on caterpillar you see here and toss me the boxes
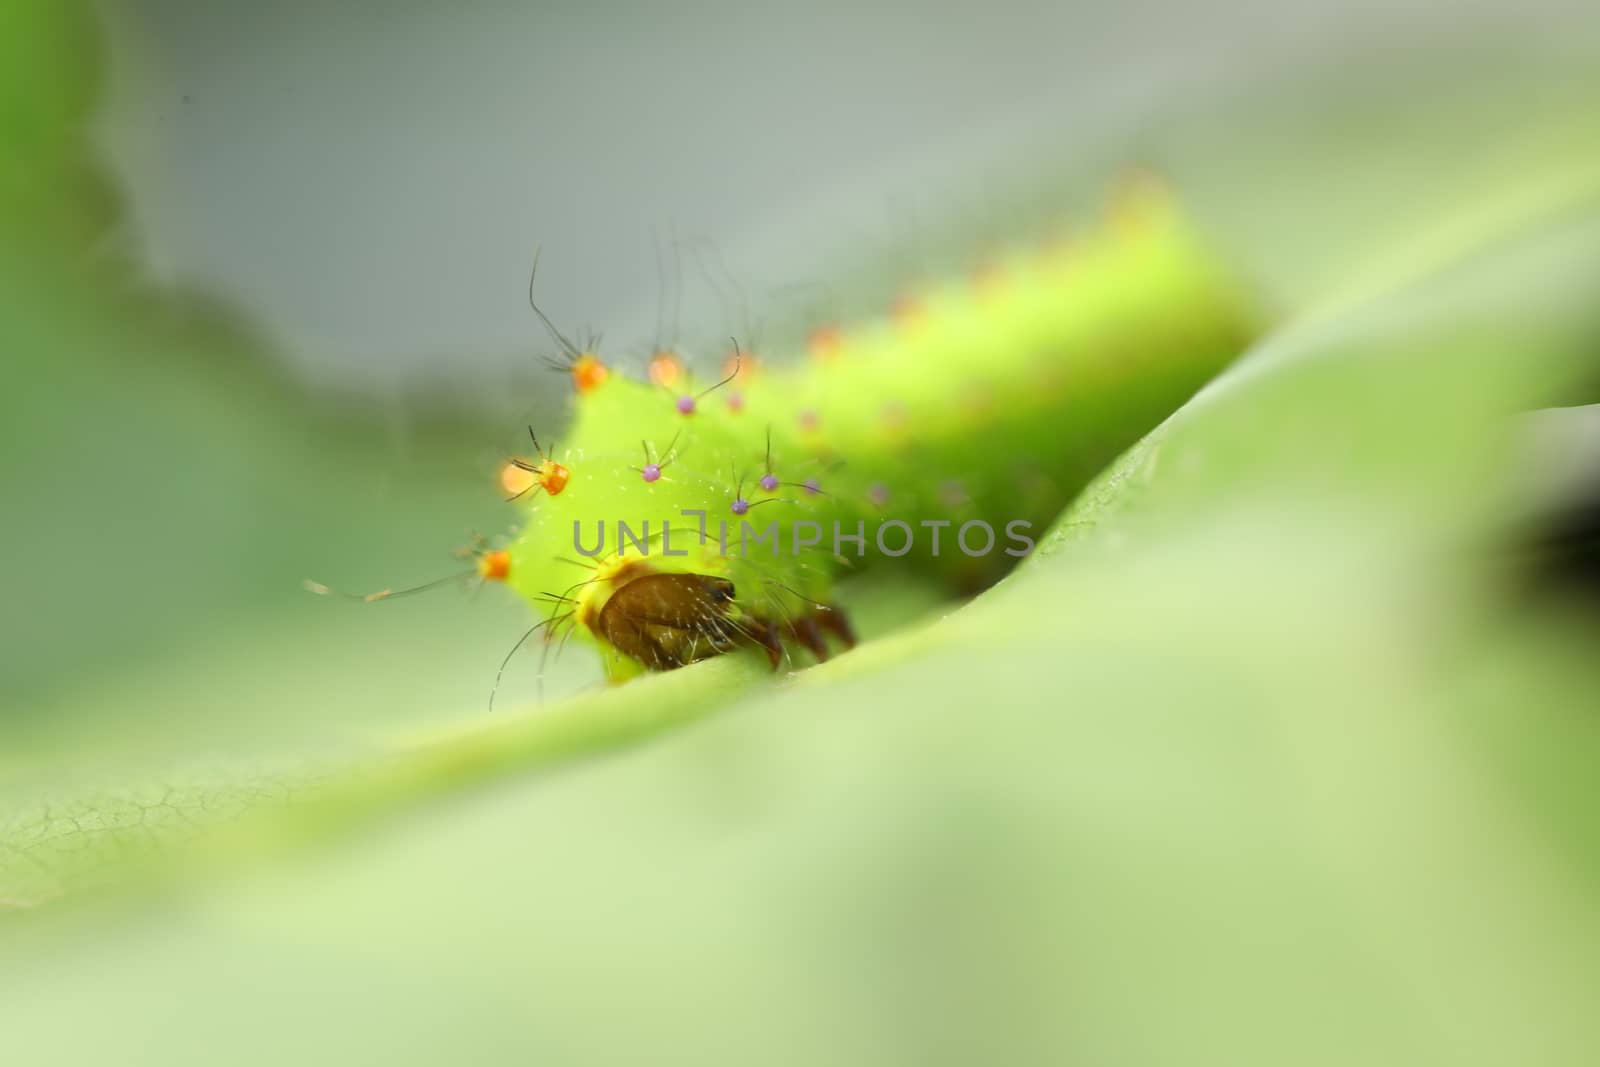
[481,180,1259,684]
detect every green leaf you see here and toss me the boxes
[4,6,1600,1063]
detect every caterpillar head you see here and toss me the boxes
[576,558,772,672]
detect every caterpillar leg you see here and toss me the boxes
[740,616,785,670]
[774,603,857,664]
[786,616,831,663]
[814,604,857,649]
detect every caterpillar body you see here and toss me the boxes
[497,180,1260,683]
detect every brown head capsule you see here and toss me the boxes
[593,572,781,671]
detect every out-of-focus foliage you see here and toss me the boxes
[2,2,1598,1065]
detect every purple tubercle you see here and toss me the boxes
[731,498,750,516]
[676,395,696,415]
[759,473,780,492]
[641,464,662,483]
[803,477,822,495]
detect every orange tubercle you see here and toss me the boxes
[971,259,1008,300]
[723,350,756,382]
[648,351,683,387]
[500,461,538,498]
[879,400,909,435]
[807,325,845,362]
[540,462,571,496]
[503,457,570,499]
[1107,168,1173,235]
[571,353,610,393]
[891,293,928,335]
[477,549,512,582]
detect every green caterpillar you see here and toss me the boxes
[492,178,1260,684]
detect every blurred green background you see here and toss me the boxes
[2,2,1598,1064]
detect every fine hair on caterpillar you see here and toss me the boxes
[632,429,682,484]
[527,250,608,393]
[666,340,743,417]
[306,534,514,604]
[643,227,686,388]
[684,236,763,357]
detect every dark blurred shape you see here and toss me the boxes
[1517,403,1600,604]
